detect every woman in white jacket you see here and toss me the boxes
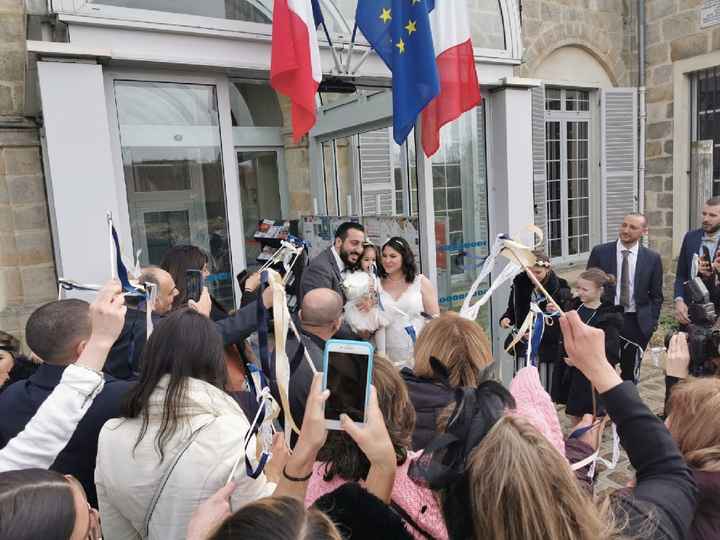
[95,304,326,540]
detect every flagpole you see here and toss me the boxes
[350,46,372,75]
[320,20,343,73]
[344,23,358,73]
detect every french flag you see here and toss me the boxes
[421,0,482,157]
[270,0,322,142]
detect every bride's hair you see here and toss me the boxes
[378,236,416,283]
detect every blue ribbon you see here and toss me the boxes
[110,224,142,296]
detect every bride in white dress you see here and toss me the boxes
[377,237,440,368]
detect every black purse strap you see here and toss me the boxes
[390,499,437,540]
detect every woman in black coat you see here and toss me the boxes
[499,252,572,394]
[558,268,624,423]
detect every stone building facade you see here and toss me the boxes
[0,0,56,347]
[643,0,720,272]
[3,0,710,348]
[519,0,638,88]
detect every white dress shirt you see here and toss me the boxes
[615,239,639,313]
[331,245,347,276]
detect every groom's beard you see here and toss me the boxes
[340,249,361,271]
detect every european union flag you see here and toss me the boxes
[356,0,439,145]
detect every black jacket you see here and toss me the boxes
[401,368,454,451]
[557,298,624,414]
[587,241,664,341]
[286,325,326,428]
[606,382,697,540]
[313,483,412,540]
[0,364,132,507]
[561,298,624,365]
[105,300,264,380]
[500,271,572,360]
[690,469,720,540]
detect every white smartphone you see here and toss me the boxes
[322,339,374,430]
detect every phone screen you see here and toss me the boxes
[185,270,204,303]
[325,351,370,422]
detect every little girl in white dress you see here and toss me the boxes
[341,243,388,352]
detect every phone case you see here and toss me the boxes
[322,339,374,429]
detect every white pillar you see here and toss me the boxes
[485,78,539,383]
[38,61,122,290]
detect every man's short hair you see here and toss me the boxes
[25,299,92,364]
[706,196,720,207]
[624,212,648,227]
[334,222,364,241]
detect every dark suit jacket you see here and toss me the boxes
[106,301,262,380]
[0,364,132,507]
[286,328,326,428]
[298,246,345,305]
[297,246,357,339]
[674,228,720,301]
[587,241,663,340]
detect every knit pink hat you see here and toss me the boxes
[509,366,565,456]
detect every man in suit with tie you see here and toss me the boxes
[674,197,720,325]
[587,213,664,383]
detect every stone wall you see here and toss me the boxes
[517,0,637,87]
[278,94,314,219]
[644,0,720,274]
[0,0,56,348]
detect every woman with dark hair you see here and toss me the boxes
[95,308,332,540]
[160,244,227,318]
[305,355,447,539]
[378,237,439,367]
[0,468,101,540]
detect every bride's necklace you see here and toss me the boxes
[387,274,404,282]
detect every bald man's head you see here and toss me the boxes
[138,266,178,314]
[300,289,343,334]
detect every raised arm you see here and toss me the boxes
[560,312,697,540]
[0,280,126,473]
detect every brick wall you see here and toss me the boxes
[0,0,56,347]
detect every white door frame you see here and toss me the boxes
[103,68,247,307]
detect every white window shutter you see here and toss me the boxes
[359,128,395,215]
[601,88,638,242]
[531,86,547,242]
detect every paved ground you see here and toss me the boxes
[556,357,667,497]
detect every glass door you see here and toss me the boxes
[113,80,235,308]
[237,149,285,271]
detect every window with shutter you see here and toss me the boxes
[531,86,547,242]
[544,87,593,259]
[600,88,638,242]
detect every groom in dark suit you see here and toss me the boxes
[587,213,663,383]
[298,222,365,338]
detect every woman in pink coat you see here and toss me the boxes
[305,355,448,540]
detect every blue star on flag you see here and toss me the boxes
[356,0,439,144]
